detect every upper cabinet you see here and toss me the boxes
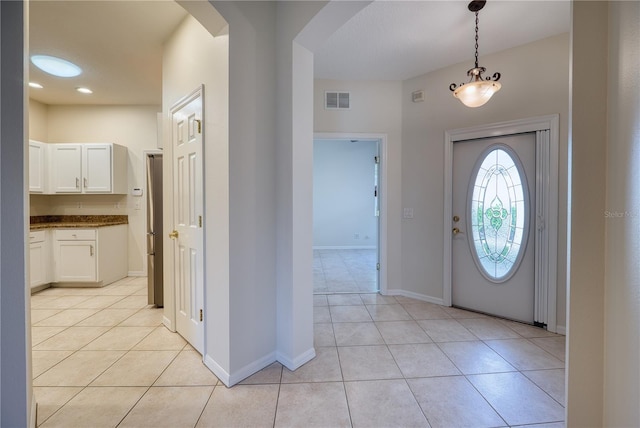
[47,143,128,194]
[29,140,48,193]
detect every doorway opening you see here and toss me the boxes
[312,134,387,295]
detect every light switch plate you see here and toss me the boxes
[403,208,414,219]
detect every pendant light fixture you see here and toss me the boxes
[449,0,501,108]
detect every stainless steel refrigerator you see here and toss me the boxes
[146,153,163,307]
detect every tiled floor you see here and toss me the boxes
[314,249,378,293]
[31,277,566,427]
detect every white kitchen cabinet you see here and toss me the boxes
[29,140,48,193]
[29,230,50,289]
[53,225,127,286]
[51,143,127,194]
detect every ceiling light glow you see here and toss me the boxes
[31,55,82,77]
[76,87,93,94]
[29,82,44,89]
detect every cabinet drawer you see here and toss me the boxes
[55,229,96,241]
[29,230,46,243]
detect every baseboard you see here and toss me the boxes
[385,288,445,306]
[162,316,174,331]
[313,245,377,250]
[276,347,316,371]
[204,354,232,387]
[555,325,566,335]
[127,271,146,277]
[204,351,279,387]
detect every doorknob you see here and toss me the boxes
[452,227,462,235]
[169,230,179,239]
[453,215,460,222]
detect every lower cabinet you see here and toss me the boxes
[29,230,50,289]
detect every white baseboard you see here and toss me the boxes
[162,316,174,331]
[313,245,377,250]
[385,288,445,306]
[277,347,316,372]
[204,354,232,387]
[205,351,279,387]
[555,325,566,335]
[127,271,146,277]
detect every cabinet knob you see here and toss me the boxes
[169,230,179,239]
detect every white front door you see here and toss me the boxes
[452,133,536,323]
[171,88,204,353]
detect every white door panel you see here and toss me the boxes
[452,133,536,323]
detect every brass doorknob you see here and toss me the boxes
[452,227,461,235]
[169,230,179,239]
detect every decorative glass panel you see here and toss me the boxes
[469,146,528,282]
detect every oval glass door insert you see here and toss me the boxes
[468,145,529,282]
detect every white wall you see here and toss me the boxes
[29,104,161,276]
[603,1,640,425]
[401,34,569,326]
[313,139,378,248]
[29,99,47,142]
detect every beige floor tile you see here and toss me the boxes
[91,350,178,386]
[365,303,412,321]
[239,362,283,385]
[133,325,187,350]
[438,341,516,374]
[457,318,523,340]
[82,326,155,351]
[313,295,328,307]
[441,306,488,319]
[281,347,342,383]
[345,379,429,427]
[485,339,565,371]
[330,305,373,322]
[333,322,384,346]
[33,295,92,309]
[531,336,566,362]
[468,372,565,426]
[119,308,164,326]
[98,285,139,296]
[314,323,336,347]
[198,384,279,427]
[39,386,146,428]
[417,319,478,342]
[119,386,213,427]
[31,326,67,347]
[523,369,566,406]
[31,309,62,324]
[30,296,65,309]
[359,293,398,305]
[154,349,219,386]
[402,303,451,320]
[388,343,461,378]
[275,382,351,428]
[109,294,150,309]
[408,376,506,428]
[498,319,560,338]
[33,386,83,426]
[32,350,73,378]
[34,350,125,386]
[33,326,110,351]
[393,295,422,304]
[70,295,125,309]
[314,306,331,323]
[376,321,432,345]
[327,294,363,306]
[76,308,139,327]
[33,309,99,327]
[337,345,402,381]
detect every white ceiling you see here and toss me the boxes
[28,1,570,106]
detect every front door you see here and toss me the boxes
[451,133,536,323]
[170,88,204,352]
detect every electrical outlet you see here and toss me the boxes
[77,202,82,209]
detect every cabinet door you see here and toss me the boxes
[83,144,112,193]
[29,141,46,193]
[29,242,46,287]
[56,241,97,282]
[52,144,82,193]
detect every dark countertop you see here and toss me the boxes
[30,215,128,230]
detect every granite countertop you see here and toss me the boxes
[30,215,128,230]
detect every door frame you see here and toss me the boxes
[443,115,559,332]
[313,132,388,295]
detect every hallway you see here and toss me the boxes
[31,277,565,427]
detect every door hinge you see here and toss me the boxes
[374,155,380,164]
[199,309,203,322]
[198,215,202,228]
[195,119,202,134]
[376,263,380,271]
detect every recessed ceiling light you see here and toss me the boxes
[31,55,82,77]
[29,82,44,89]
[76,87,93,94]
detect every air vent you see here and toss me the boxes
[325,91,350,110]
[412,90,425,103]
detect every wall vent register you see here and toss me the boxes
[325,91,350,110]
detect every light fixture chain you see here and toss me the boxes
[474,11,479,69]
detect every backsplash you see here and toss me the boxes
[30,194,128,216]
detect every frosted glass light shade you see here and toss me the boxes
[453,80,501,108]
[31,55,82,77]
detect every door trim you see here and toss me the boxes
[313,132,388,295]
[444,115,559,332]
